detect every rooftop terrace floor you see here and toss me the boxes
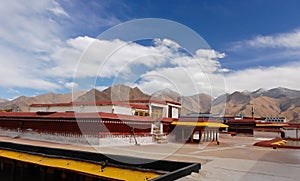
[0,135,299,181]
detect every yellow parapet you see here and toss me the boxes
[171,121,229,128]
[256,123,288,127]
[0,149,160,181]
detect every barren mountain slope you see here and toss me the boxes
[75,85,151,102]
[0,91,85,111]
[212,88,300,121]
[1,86,299,121]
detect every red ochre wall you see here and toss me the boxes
[0,117,152,135]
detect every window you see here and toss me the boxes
[134,110,149,116]
[151,106,163,119]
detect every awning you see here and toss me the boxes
[0,149,160,181]
[171,121,228,128]
[256,123,288,127]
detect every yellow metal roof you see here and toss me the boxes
[0,149,160,181]
[171,121,228,128]
[256,123,288,127]
[271,140,287,146]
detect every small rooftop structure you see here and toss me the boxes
[168,112,229,144]
[263,117,287,123]
[227,117,291,136]
[282,123,300,138]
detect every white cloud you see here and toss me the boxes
[221,68,231,73]
[0,0,65,53]
[48,37,183,79]
[48,1,70,17]
[224,62,300,93]
[64,82,78,89]
[1,0,298,99]
[233,29,300,49]
[46,36,227,97]
[0,0,226,96]
[154,38,181,50]
[0,0,68,91]
[224,28,300,94]
[7,88,20,94]
[95,86,109,91]
[171,49,225,72]
[134,49,227,97]
[0,44,61,90]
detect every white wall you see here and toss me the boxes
[29,104,132,115]
[74,105,131,114]
[30,101,181,118]
[171,107,179,118]
[30,106,74,112]
[48,106,74,112]
[167,103,181,118]
[254,131,281,138]
[284,129,299,138]
[113,105,132,115]
[29,107,47,112]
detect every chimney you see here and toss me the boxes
[251,105,254,120]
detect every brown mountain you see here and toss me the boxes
[75,85,151,102]
[0,85,299,121]
[0,91,85,112]
[151,88,181,101]
[0,98,8,104]
[0,98,9,104]
[102,85,151,101]
[75,89,109,102]
[156,87,300,121]
[211,87,300,121]
[181,94,212,115]
[151,89,213,115]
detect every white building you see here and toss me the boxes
[282,126,300,138]
[29,100,181,119]
[129,100,181,119]
[29,102,133,115]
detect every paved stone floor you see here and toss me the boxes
[1,135,299,180]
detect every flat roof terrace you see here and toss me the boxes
[0,140,200,181]
[0,135,299,180]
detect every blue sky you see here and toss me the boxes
[1,0,300,99]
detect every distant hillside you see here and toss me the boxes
[150,89,212,115]
[211,87,300,121]
[181,94,212,115]
[150,87,300,121]
[75,85,151,102]
[74,89,109,102]
[0,98,8,104]
[0,91,85,112]
[0,86,299,121]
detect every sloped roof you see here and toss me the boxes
[256,123,289,127]
[0,112,154,122]
[128,100,181,106]
[228,118,256,123]
[171,121,228,128]
[30,101,148,110]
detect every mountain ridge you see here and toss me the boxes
[0,86,299,121]
[0,98,8,104]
